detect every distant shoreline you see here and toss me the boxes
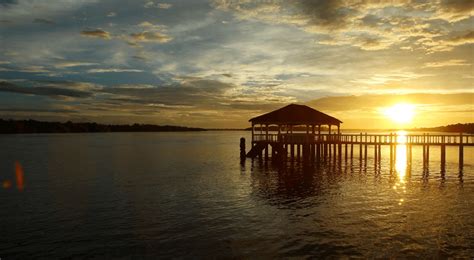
[0,119,206,134]
[1,119,472,134]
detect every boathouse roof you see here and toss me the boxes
[249,104,342,125]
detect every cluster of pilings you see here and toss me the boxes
[241,134,469,172]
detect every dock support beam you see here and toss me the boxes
[459,133,464,170]
[441,144,446,171]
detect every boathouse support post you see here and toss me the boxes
[311,125,316,162]
[337,125,342,161]
[264,124,269,160]
[251,123,254,145]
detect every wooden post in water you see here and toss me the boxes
[389,133,394,169]
[324,142,328,160]
[345,143,348,161]
[337,127,342,161]
[297,144,301,161]
[422,143,426,168]
[290,144,295,161]
[459,133,464,169]
[350,135,354,159]
[363,133,367,165]
[407,144,412,166]
[240,137,246,160]
[303,144,310,163]
[359,133,363,161]
[426,133,430,163]
[377,144,381,162]
[265,144,269,160]
[393,132,397,163]
[374,136,378,163]
[441,143,446,171]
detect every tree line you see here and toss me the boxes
[0,119,206,134]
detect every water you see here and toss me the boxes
[1,131,473,258]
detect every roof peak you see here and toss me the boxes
[249,103,342,125]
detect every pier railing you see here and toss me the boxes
[252,133,474,146]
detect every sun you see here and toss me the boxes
[383,103,416,124]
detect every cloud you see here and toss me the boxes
[435,0,474,22]
[0,0,98,24]
[33,18,55,25]
[212,0,474,52]
[158,3,172,9]
[0,0,17,7]
[425,30,474,52]
[0,107,78,113]
[447,30,474,44]
[0,65,49,73]
[138,21,167,30]
[0,81,93,98]
[306,93,474,112]
[144,1,172,9]
[80,29,111,39]
[423,59,470,68]
[54,61,99,68]
[130,31,172,43]
[87,68,144,73]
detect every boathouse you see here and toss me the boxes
[246,104,342,160]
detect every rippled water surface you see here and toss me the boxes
[1,131,473,258]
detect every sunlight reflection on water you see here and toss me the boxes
[395,131,408,205]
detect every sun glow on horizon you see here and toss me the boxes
[383,103,416,124]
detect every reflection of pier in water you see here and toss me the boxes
[242,104,473,172]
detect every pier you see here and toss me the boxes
[244,104,472,171]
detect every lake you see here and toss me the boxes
[1,131,473,258]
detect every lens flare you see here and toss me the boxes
[15,161,24,191]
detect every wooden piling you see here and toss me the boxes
[344,143,348,161]
[459,133,464,168]
[441,144,446,170]
[244,128,470,170]
[296,144,301,161]
[290,144,295,161]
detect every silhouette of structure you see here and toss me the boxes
[247,104,342,162]
[244,104,473,171]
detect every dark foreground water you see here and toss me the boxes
[1,131,473,258]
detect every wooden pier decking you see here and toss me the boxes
[247,132,473,171]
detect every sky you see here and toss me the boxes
[0,0,472,129]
